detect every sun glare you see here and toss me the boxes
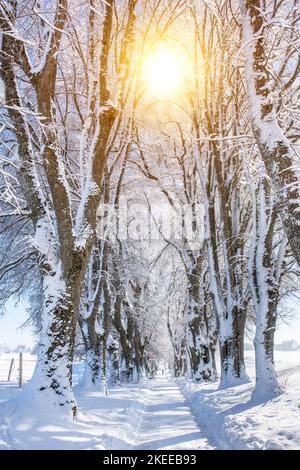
[142,46,183,97]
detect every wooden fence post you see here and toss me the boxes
[7,358,14,382]
[19,352,23,388]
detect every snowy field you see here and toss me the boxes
[1,350,298,385]
[0,354,85,390]
[0,353,36,384]
[0,351,299,450]
[245,350,300,376]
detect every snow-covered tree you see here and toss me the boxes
[240,0,300,265]
[0,0,137,417]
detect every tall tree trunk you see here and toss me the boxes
[21,257,85,417]
[80,315,102,391]
[107,330,120,386]
[80,314,110,393]
[253,301,281,399]
[133,325,146,380]
[113,291,134,383]
[218,306,248,387]
[186,273,214,382]
[249,181,284,399]
[168,321,186,379]
[241,0,300,264]
[206,193,249,388]
[79,243,112,393]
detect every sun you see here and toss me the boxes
[142,46,183,98]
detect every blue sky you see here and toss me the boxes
[0,299,34,348]
[0,297,300,349]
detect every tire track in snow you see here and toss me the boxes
[134,378,215,450]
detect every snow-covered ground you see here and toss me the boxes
[180,368,300,450]
[0,382,146,450]
[134,380,213,450]
[0,351,299,450]
[179,350,300,450]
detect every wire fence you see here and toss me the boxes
[0,354,85,387]
[0,354,36,386]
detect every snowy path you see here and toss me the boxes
[0,353,299,450]
[134,378,214,450]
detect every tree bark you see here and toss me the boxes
[219,306,248,387]
[241,0,300,265]
[107,330,120,386]
[249,180,284,399]
[253,302,282,400]
[186,263,214,382]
